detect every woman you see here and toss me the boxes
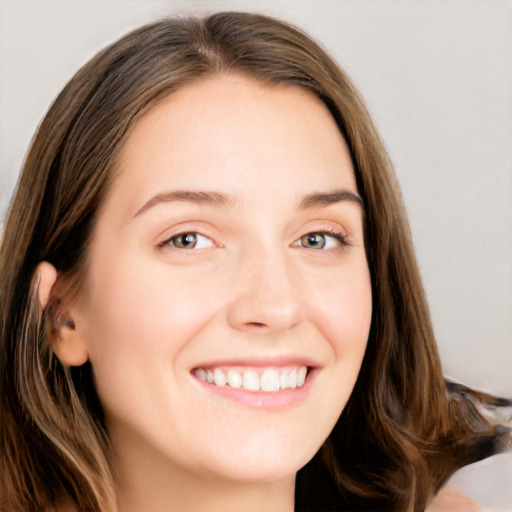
[0,12,509,512]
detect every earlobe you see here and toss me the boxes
[35,262,89,367]
[52,328,89,367]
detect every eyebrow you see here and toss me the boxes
[297,190,363,209]
[132,188,363,219]
[132,190,237,218]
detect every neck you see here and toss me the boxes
[116,474,295,512]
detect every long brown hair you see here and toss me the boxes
[1,12,509,512]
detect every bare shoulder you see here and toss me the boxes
[426,487,481,512]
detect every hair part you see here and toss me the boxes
[1,12,508,512]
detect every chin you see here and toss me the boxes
[194,431,322,484]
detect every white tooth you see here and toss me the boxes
[214,368,227,387]
[206,369,214,383]
[196,368,207,381]
[288,369,297,389]
[279,371,289,390]
[260,369,280,391]
[227,370,242,388]
[297,366,307,387]
[242,371,260,391]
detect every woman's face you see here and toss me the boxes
[69,74,372,484]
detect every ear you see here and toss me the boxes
[36,261,89,367]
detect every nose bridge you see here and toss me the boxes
[226,240,304,333]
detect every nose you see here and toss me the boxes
[226,247,305,334]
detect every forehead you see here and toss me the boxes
[109,73,356,217]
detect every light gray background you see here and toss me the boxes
[1,1,511,506]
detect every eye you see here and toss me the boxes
[163,232,214,250]
[297,231,346,250]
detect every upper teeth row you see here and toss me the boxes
[193,366,308,392]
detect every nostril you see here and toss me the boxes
[244,321,269,330]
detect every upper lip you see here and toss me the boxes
[191,355,321,370]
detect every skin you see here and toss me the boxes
[427,488,481,512]
[45,74,373,511]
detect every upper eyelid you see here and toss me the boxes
[295,222,349,240]
[156,221,216,244]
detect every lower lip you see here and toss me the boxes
[192,369,316,409]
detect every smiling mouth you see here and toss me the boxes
[192,365,310,392]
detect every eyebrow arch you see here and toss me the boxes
[132,187,363,219]
[132,190,238,218]
[298,189,363,209]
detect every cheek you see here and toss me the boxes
[295,261,371,447]
[84,255,215,353]
[79,254,222,407]
[310,262,372,358]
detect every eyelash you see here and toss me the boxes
[159,228,349,251]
